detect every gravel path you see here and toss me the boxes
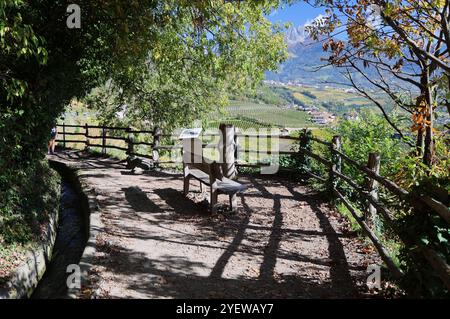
[52,150,381,299]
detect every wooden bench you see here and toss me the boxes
[183,156,247,213]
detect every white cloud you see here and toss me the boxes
[368,4,382,27]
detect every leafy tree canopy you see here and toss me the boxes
[305,0,450,166]
[84,0,289,131]
[1,0,288,175]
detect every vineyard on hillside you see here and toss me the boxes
[206,100,314,129]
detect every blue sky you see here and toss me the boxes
[267,2,325,27]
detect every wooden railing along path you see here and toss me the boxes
[295,129,450,289]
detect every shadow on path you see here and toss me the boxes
[123,186,162,213]
[52,152,370,298]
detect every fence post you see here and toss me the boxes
[152,127,161,164]
[62,122,66,149]
[126,127,134,156]
[219,123,237,179]
[365,152,381,229]
[101,127,106,155]
[234,127,239,165]
[329,135,341,193]
[84,123,90,151]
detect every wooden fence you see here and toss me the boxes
[56,123,449,289]
[295,128,450,290]
[56,123,297,167]
[57,123,176,164]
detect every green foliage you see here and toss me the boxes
[310,129,334,179]
[393,135,450,191]
[396,202,449,298]
[335,202,361,233]
[206,117,268,130]
[0,161,60,245]
[391,135,449,297]
[297,129,313,173]
[333,112,449,296]
[329,112,405,255]
[278,153,301,171]
[334,111,407,201]
[0,160,59,282]
[300,90,317,100]
[277,129,313,174]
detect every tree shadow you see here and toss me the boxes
[92,240,349,298]
[153,188,210,217]
[258,194,282,280]
[209,196,252,279]
[285,183,357,296]
[122,186,162,213]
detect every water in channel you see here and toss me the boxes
[31,179,87,299]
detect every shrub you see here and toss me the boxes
[393,134,449,297]
[0,161,60,245]
[337,111,407,180]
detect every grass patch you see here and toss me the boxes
[335,202,362,233]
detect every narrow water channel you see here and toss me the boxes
[31,179,87,299]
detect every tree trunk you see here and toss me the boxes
[423,70,435,167]
[447,74,450,117]
[423,115,434,166]
[416,129,424,157]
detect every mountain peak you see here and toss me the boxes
[285,25,308,47]
[284,15,327,47]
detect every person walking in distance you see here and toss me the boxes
[48,126,57,154]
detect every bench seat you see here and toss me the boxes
[188,170,246,194]
[183,156,247,212]
[216,177,247,195]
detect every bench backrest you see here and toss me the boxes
[183,151,224,182]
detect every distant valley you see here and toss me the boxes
[266,24,347,86]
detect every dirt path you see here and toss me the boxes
[52,150,381,298]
